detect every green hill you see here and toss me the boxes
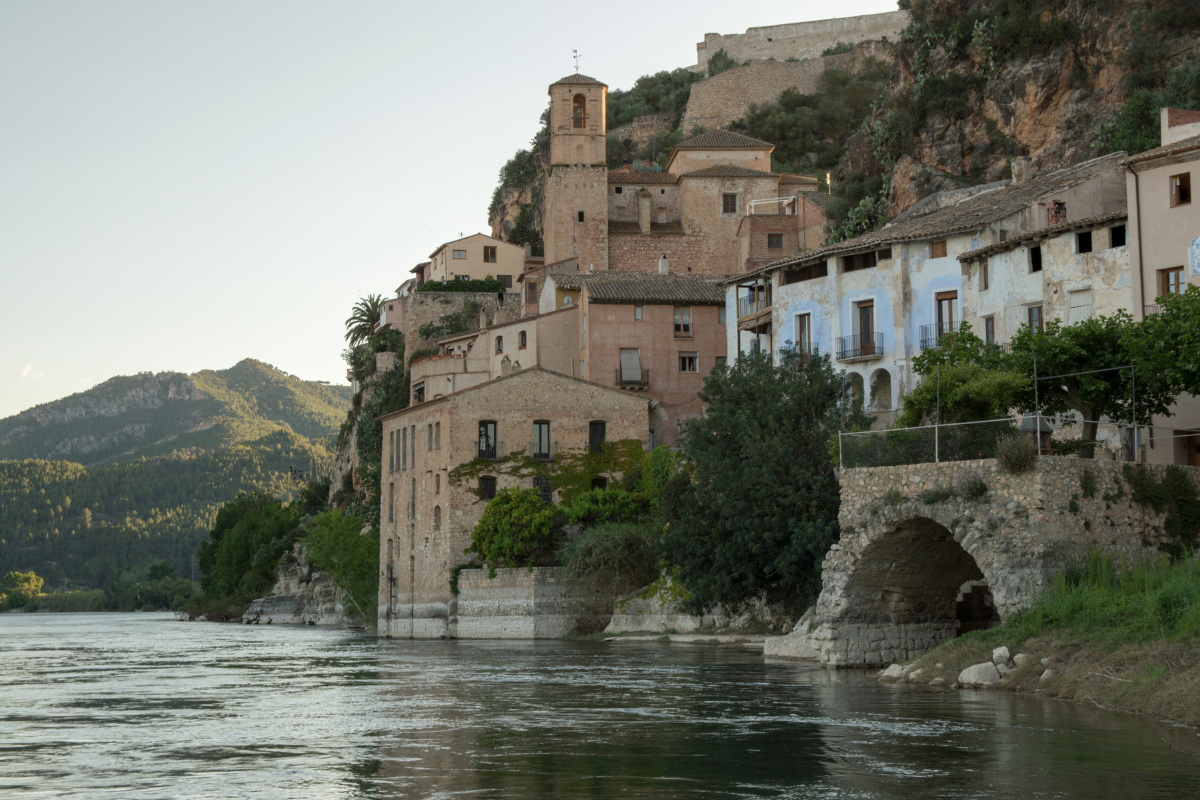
[0,360,349,589]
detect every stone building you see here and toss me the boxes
[376,368,651,638]
[427,233,524,291]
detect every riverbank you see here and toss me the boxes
[887,552,1200,728]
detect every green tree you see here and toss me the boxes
[304,510,379,624]
[1129,284,1200,405]
[504,204,543,256]
[706,49,739,79]
[196,492,301,601]
[658,348,861,611]
[898,327,1027,426]
[466,488,560,576]
[345,294,386,348]
[1,570,44,608]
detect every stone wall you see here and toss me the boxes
[767,457,1197,666]
[682,43,893,133]
[694,10,909,68]
[608,232,711,273]
[609,114,675,152]
[453,567,610,638]
[404,292,523,353]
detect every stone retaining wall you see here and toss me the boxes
[453,567,609,638]
[404,292,523,353]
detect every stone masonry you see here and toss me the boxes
[768,457,1193,667]
[694,10,909,69]
[404,292,523,353]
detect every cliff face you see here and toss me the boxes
[488,184,535,241]
[242,540,353,626]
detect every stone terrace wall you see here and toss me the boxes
[681,42,893,133]
[404,292,523,353]
[453,567,610,638]
[608,233,722,273]
[695,10,909,68]
[609,114,675,152]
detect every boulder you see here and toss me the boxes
[996,662,1011,677]
[1013,653,1033,668]
[195,614,208,622]
[928,677,946,687]
[958,662,1001,687]
[1040,668,1058,681]
[907,668,925,683]
[880,664,905,681]
[992,646,1011,666]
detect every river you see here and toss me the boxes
[1,613,1198,799]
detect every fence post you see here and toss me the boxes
[839,432,844,469]
[935,421,939,463]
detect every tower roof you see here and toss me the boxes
[550,73,607,87]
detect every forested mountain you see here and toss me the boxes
[0,360,348,589]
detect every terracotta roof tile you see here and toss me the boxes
[580,272,732,304]
[607,171,678,185]
[958,211,1128,263]
[1122,135,1200,167]
[778,173,820,185]
[680,165,778,179]
[550,73,606,87]
[675,130,774,150]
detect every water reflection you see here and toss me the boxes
[0,614,1196,799]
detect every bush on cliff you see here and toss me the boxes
[196,492,302,604]
[466,488,560,577]
[304,509,378,624]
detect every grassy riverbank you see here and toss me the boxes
[906,553,1200,727]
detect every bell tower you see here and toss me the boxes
[544,74,609,270]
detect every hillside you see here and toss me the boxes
[0,360,350,589]
[0,359,350,464]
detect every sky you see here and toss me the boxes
[0,0,898,419]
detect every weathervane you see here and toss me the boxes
[573,49,581,73]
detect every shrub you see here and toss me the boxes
[0,570,44,609]
[954,470,989,500]
[821,42,853,56]
[881,488,905,506]
[707,49,739,78]
[1080,467,1098,499]
[195,493,302,601]
[561,488,653,529]
[303,510,378,624]
[466,488,560,576]
[640,446,677,506]
[560,523,661,600]
[921,486,954,504]
[997,434,1037,473]
[416,277,507,295]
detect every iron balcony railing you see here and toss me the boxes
[478,440,503,460]
[836,333,884,360]
[737,294,771,318]
[1144,304,1162,316]
[919,322,962,350]
[529,440,558,461]
[615,368,650,388]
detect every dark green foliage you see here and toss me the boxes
[1133,285,1200,399]
[997,434,1037,474]
[352,364,410,533]
[706,49,738,79]
[1123,465,1200,558]
[0,570,43,609]
[1068,497,1081,514]
[560,523,661,601]
[196,492,302,602]
[922,486,954,504]
[733,62,890,173]
[561,488,653,528]
[905,0,1075,60]
[899,327,1027,426]
[657,348,861,611]
[1080,468,1098,499]
[101,561,198,611]
[1099,56,1200,155]
[466,488,560,576]
[823,173,889,243]
[658,469,691,526]
[882,488,905,506]
[822,42,853,57]
[504,203,543,256]
[345,294,385,347]
[304,509,378,623]
[487,149,540,220]
[607,69,702,129]
[415,277,507,294]
[417,299,483,341]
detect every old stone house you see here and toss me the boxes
[376,368,650,638]
[426,233,524,291]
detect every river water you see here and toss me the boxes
[2,614,1198,799]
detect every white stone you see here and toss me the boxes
[195,614,208,622]
[1041,657,1051,666]
[935,662,945,669]
[1013,653,1032,668]
[958,662,1001,686]
[1040,668,1058,681]
[996,662,1011,677]
[900,664,917,677]
[907,668,924,682]
[880,664,905,681]
[928,676,946,687]
[992,646,1011,665]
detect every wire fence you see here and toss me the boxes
[840,418,1020,469]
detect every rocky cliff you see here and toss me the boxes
[242,540,354,626]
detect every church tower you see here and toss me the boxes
[544,74,609,270]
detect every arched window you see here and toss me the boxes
[433,505,441,531]
[434,421,441,449]
[572,94,586,128]
[401,427,407,469]
[519,331,527,348]
[410,478,416,519]
[496,336,503,353]
[388,482,394,522]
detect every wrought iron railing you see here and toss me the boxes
[836,333,884,360]
[615,368,650,388]
[738,294,771,318]
[919,322,961,350]
[478,440,502,460]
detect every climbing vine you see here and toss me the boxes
[448,439,646,506]
[1123,465,1200,559]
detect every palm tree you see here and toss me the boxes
[345,294,385,347]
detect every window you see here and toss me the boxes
[572,93,587,128]
[401,427,407,469]
[434,421,440,450]
[533,476,553,504]
[1069,290,1092,324]
[1161,266,1185,297]
[795,314,812,355]
[495,336,503,354]
[931,240,948,258]
[411,425,416,466]
[480,476,496,501]
[388,483,394,522]
[388,430,395,473]
[679,352,698,372]
[1028,305,1043,331]
[718,306,726,324]
[519,331,527,348]
[410,478,416,518]
[498,275,512,288]
[526,281,538,303]
[999,230,1008,242]
[432,506,441,531]
[456,275,469,281]
[674,307,692,338]
[842,251,877,272]
[1170,173,1191,207]
[589,421,606,454]
[619,348,642,384]
[483,246,497,263]
[722,193,737,214]
[877,248,893,261]
[614,186,623,194]
[452,249,466,259]
[427,424,433,452]
[1110,225,1126,248]
[634,305,643,321]
[715,356,727,367]
[783,262,828,284]
[479,421,497,459]
[1030,245,1043,273]
[936,291,957,336]
[435,474,440,495]
[767,233,783,249]
[1076,231,1093,254]
[591,477,608,490]
[982,262,989,291]
[984,316,995,345]
[1048,201,1066,225]
[577,210,585,223]
[531,420,551,460]
[858,300,874,338]
[413,381,425,404]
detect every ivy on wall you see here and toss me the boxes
[448,439,646,506]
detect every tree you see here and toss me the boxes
[898,327,1027,427]
[657,348,865,612]
[1129,283,1200,405]
[466,488,560,576]
[345,294,385,347]
[196,492,301,600]
[1,570,44,608]
[304,510,378,624]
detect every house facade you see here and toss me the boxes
[427,233,524,290]
[377,368,650,638]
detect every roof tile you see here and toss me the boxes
[680,165,778,179]
[675,130,774,150]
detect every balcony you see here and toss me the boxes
[1144,304,1162,317]
[478,440,503,460]
[738,294,771,318]
[615,368,650,389]
[836,333,884,362]
[919,322,961,350]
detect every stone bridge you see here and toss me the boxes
[768,457,1190,666]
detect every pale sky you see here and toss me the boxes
[0,0,897,419]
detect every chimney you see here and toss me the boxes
[658,254,669,274]
[495,308,507,325]
[637,189,651,234]
[1011,156,1032,185]
[1162,107,1200,146]
[523,242,532,258]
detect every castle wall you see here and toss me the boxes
[404,292,523,353]
[608,113,674,151]
[694,10,909,68]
